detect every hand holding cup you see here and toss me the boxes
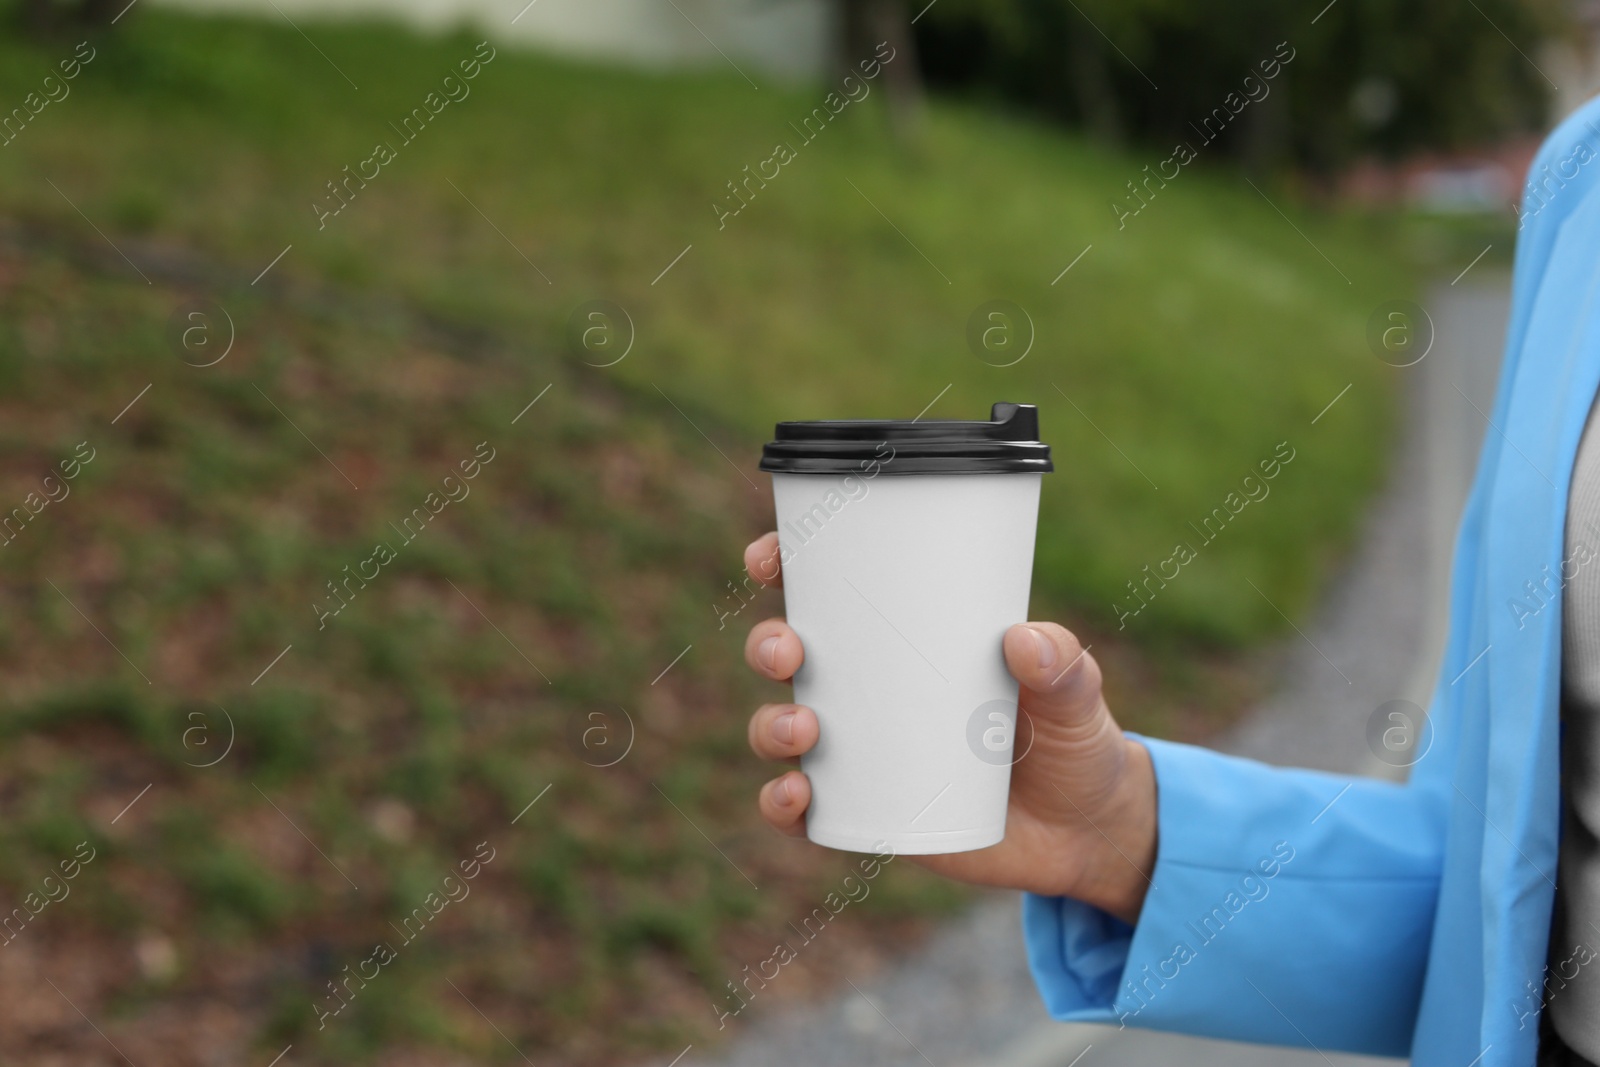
[743,531,1157,923]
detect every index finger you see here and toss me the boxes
[744,531,783,589]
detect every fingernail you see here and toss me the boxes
[1029,626,1057,669]
[759,635,780,670]
[773,710,795,746]
[773,776,793,806]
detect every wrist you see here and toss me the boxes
[1070,736,1158,924]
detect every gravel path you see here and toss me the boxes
[661,278,1510,1067]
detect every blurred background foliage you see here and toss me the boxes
[0,0,1554,1062]
[916,0,1569,171]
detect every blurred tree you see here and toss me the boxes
[14,0,121,34]
[916,0,1572,171]
[837,0,926,138]
[913,0,1175,145]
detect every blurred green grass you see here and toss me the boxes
[0,9,1407,642]
[0,11,1413,1064]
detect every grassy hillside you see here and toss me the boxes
[0,12,1406,642]
[0,11,1408,1066]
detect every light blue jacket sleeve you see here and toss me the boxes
[1023,735,1447,1055]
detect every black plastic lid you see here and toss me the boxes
[759,402,1053,476]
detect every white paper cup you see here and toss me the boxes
[759,403,1051,855]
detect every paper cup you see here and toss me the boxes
[759,403,1051,854]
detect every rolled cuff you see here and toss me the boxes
[1022,735,1443,1054]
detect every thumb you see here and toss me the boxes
[1002,622,1104,730]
